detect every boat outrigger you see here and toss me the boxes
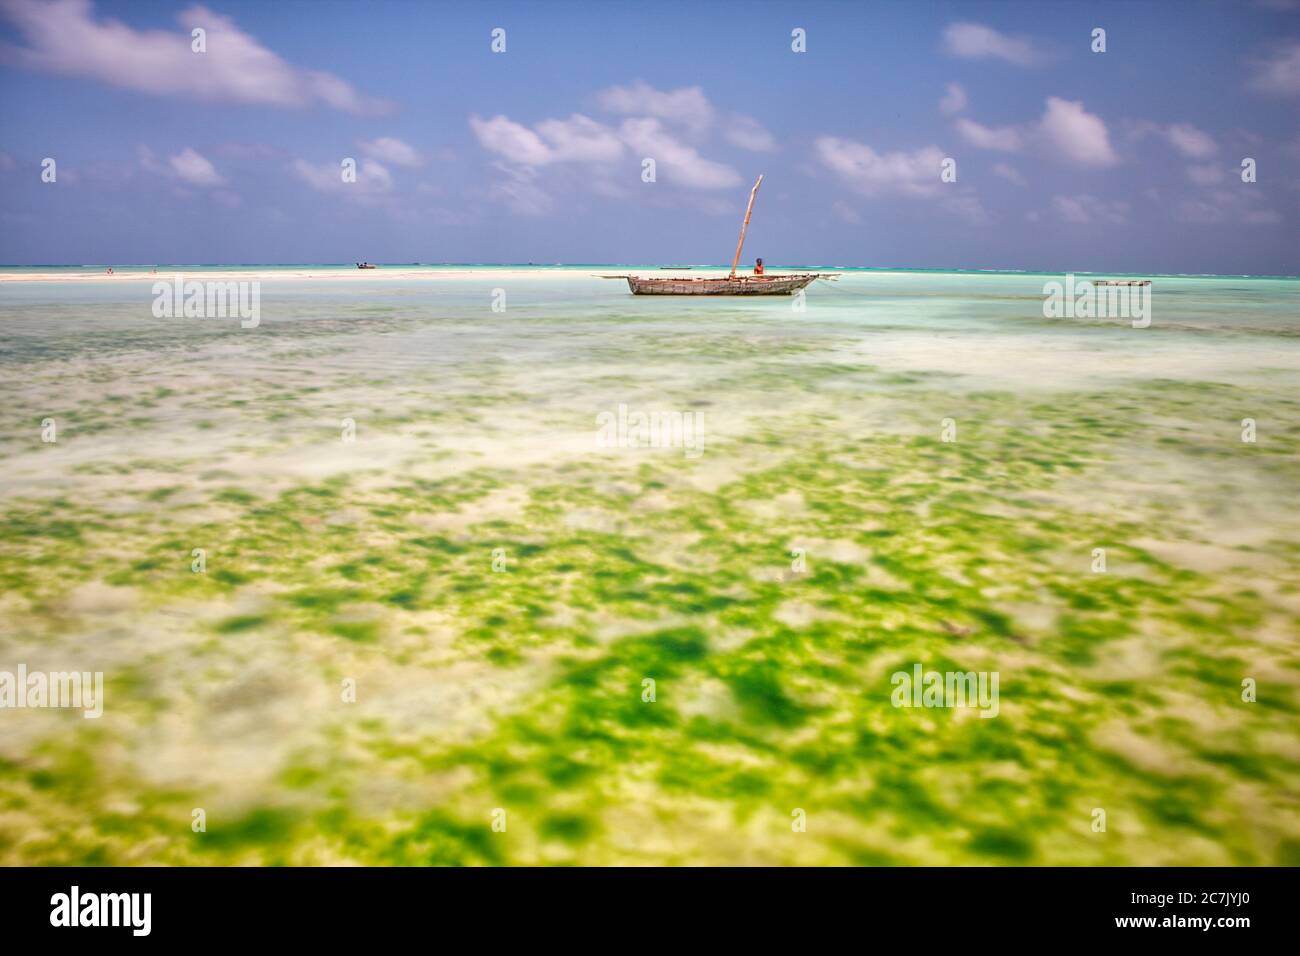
[601,175,837,295]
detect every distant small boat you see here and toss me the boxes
[659,265,694,270]
[603,176,836,295]
[356,262,377,269]
[1094,279,1150,286]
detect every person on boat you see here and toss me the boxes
[754,257,764,276]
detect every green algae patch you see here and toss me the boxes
[1,285,1298,866]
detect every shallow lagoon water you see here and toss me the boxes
[1,268,1297,864]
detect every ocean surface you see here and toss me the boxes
[1,268,1297,864]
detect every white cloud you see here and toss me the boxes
[292,158,393,197]
[724,114,775,151]
[0,0,390,113]
[1038,96,1118,167]
[469,84,761,212]
[597,82,773,150]
[535,114,626,163]
[1051,194,1129,225]
[620,118,740,188]
[939,82,967,115]
[137,144,226,190]
[469,113,627,167]
[597,81,715,130]
[1164,123,1217,158]
[952,96,1117,166]
[469,115,554,166]
[992,162,1026,186]
[1249,40,1300,95]
[955,117,1022,152]
[359,137,422,168]
[470,111,738,191]
[942,22,1042,66]
[168,147,224,186]
[814,136,947,199]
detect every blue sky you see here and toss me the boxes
[0,0,1297,272]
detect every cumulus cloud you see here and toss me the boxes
[814,136,947,199]
[0,0,390,113]
[469,109,740,203]
[597,82,773,150]
[359,137,422,168]
[168,147,224,186]
[1038,96,1118,166]
[468,83,762,212]
[1164,123,1218,158]
[724,114,776,151]
[292,158,393,199]
[468,113,628,168]
[469,115,555,166]
[596,81,715,130]
[955,117,1022,152]
[1248,40,1300,95]
[942,22,1042,66]
[536,114,626,163]
[619,118,740,188]
[939,82,967,115]
[138,144,225,188]
[953,97,1116,165]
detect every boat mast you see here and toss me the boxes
[728,174,764,278]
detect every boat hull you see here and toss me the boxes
[624,274,821,296]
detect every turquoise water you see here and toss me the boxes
[0,269,1297,864]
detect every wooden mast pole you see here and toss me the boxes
[728,174,764,278]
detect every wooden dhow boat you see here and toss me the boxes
[601,175,837,296]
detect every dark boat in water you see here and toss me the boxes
[356,262,377,269]
[623,273,822,295]
[603,176,836,296]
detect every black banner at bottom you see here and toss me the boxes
[0,866,1279,942]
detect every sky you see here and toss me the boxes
[0,0,1297,273]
